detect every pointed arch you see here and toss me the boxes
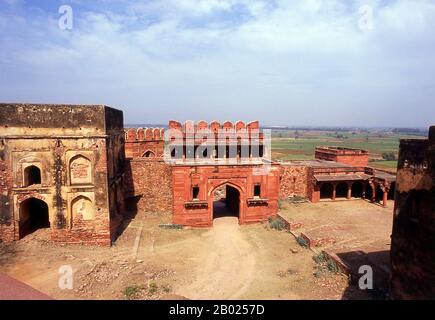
[142,150,156,158]
[71,195,94,222]
[19,197,50,239]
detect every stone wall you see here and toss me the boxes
[0,104,125,246]
[124,159,173,214]
[279,164,309,199]
[390,126,435,299]
[0,140,14,242]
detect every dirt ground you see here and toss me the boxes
[0,208,368,300]
[279,199,394,297]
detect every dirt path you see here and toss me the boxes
[175,217,256,300]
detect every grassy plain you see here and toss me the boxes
[271,129,425,171]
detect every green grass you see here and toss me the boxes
[124,286,143,300]
[272,131,422,162]
[369,160,398,170]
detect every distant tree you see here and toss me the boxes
[382,152,396,161]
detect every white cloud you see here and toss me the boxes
[0,0,435,126]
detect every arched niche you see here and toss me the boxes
[71,195,94,221]
[69,155,92,185]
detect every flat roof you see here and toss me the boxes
[372,171,397,182]
[314,174,371,182]
[283,159,357,169]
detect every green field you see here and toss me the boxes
[271,130,425,171]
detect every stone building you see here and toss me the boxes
[122,122,396,228]
[166,120,279,226]
[315,146,369,167]
[0,104,398,245]
[0,104,126,245]
[279,148,396,207]
[390,126,435,299]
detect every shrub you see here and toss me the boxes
[148,282,158,295]
[161,284,171,294]
[313,252,327,264]
[382,152,396,161]
[124,286,142,300]
[288,196,308,204]
[327,260,340,273]
[296,236,308,248]
[313,265,325,278]
[268,217,286,231]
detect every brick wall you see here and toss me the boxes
[0,151,14,242]
[279,164,309,199]
[390,127,435,299]
[124,159,173,213]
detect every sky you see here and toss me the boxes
[0,0,434,127]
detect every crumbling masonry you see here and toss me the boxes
[0,104,398,246]
[390,126,435,299]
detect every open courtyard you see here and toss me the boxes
[0,200,393,300]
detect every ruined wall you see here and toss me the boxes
[279,164,309,199]
[124,159,173,214]
[390,126,435,299]
[0,139,13,242]
[0,104,125,246]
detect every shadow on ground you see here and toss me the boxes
[339,250,390,300]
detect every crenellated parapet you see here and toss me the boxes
[166,120,267,162]
[125,127,165,142]
[124,127,165,159]
[390,125,435,299]
[168,120,259,133]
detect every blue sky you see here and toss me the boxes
[0,0,434,127]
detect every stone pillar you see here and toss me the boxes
[383,190,388,207]
[362,183,367,200]
[369,181,376,202]
[332,183,337,201]
[381,183,390,208]
[347,182,352,200]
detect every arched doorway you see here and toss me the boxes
[212,184,240,220]
[336,182,348,199]
[19,198,50,239]
[320,183,333,200]
[352,181,364,198]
